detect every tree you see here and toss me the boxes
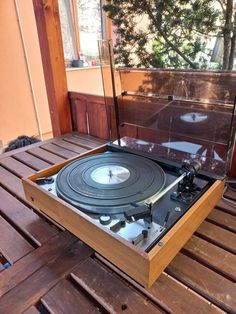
[103,0,235,69]
[219,0,236,69]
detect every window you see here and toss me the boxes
[59,0,108,67]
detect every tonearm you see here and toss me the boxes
[124,160,202,223]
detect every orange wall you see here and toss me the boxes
[0,0,52,148]
[66,66,121,96]
[66,67,104,95]
[0,1,119,150]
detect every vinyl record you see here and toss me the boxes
[56,152,166,214]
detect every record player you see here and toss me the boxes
[22,41,236,288]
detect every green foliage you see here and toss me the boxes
[103,0,221,68]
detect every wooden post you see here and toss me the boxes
[105,8,112,39]
[72,0,81,59]
[33,0,72,136]
[229,150,236,178]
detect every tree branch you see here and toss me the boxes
[192,29,219,37]
[223,0,233,69]
[217,0,225,11]
[145,4,198,68]
[229,5,236,69]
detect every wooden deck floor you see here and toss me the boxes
[0,132,235,314]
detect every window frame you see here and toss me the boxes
[60,0,112,64]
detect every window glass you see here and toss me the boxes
[76,0,102,66]
[58,0,76,62]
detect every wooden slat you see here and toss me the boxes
[0,166,25,198]
[13,152,51,171]
[0,165,56,232]
[0,242,93,313]
[73,133,106,145]
[27,147,65,164]
[52,139,88,154]
[224,187,236,201]
[95,253,224,314]
[0,216,33,264]
[69,135,105,149]
[0,137,53,161]
[23,306,40,314]
[148,273,223,314]
[71,258,162,314]
[183,235,236,281]
[0,232,76,297]
[62,135,99,150]
[196,221,236,254]
[216,199,236,216]
[40,143,78,159]
[71,98,88,134]
[0,186,58,246]
[41,280,101,314]
[0,157,35,178]
[87,101,110,140]
[207,208,236,233]
[167,253,236,313]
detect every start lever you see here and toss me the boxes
[124,205,152,222]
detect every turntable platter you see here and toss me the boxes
[56,152,166,214]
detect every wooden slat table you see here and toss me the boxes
[0,132,235,314]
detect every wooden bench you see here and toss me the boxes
[0,132,235,313]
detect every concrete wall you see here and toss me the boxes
[0,0,52,149]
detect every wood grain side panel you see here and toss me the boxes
[148,179,224,287]
[22,179,150,287]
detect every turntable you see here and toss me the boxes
[22,141,226,287]
[22,41,236,287]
